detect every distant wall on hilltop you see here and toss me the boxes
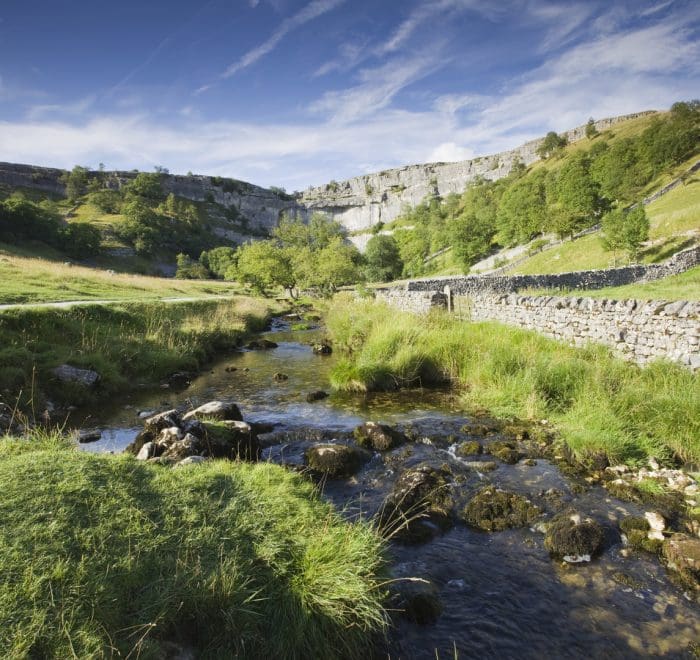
[300,112,657,235]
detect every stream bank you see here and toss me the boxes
[74,316,700,659]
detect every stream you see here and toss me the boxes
[74,318,700,659]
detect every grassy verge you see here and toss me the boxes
[0,296,280,408]
[326,297,700,465]
[0,437,386,658]
[0,246,241,304]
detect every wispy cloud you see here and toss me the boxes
[640,0,675,17]
[222,0,346,78]
[310,50,447,123]
[26,95,96,120]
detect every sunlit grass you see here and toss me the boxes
[327,297,700,465]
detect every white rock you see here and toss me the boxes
[136,442,155,461]
[563,554,591,563]
[644,511,666,532]
[176,456,208,467]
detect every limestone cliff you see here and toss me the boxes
[299,112,656,234]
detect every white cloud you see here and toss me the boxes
[221,0,346,78]
[428,142,475,162]
[310,51,446,123]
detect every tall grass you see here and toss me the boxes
[0,297,279,407]
[326,296,700,464]
[0,437,387,658]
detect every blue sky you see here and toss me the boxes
[0,0,698,190]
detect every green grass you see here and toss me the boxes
[0,246,242,304]
[0,437,387,658]
[580,266,700,301]
[0,296,280,407]
[326,297,700,465]
[510,175,699,276]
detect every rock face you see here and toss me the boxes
[0,112,656,247]
[298,112,655,239]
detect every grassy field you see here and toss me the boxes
[326,297,700,465]
[0,246,241,304]
[509,173,699,276]
[0,437,387,658]
[0,296,281,408]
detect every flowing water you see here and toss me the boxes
[75,318,700,659]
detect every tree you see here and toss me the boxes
[536,131,568,159]
[175,253,210,279]
[548,152,608,237]
[585,118,598,139]
[364,234,403,282]
[123,172,165,202]
[61,165,90,202]
[496,169,547,245]
[200,246,238,279]
[451,177,499,269]
[601,206,649,262]
[308,237,362,295]
[235,240,296,296]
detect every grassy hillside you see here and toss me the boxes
[510,165,699,276]
[0,245,240,305]
[0,439,386,658]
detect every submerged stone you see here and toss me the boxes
[455,440,482,457]
[246,339,278,350]
[389,578,442,625]
[378,464,453,543]
[306,390,329,403]
[460,486,539,532]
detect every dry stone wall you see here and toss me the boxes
[467,294,700,370]
[406,246,700,295]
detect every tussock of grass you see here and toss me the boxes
[326,297,700,464]
[0,297,278,406]
[0,438,387,658]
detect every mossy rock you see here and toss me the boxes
[378,465,453,543]
[500,423,530,440]
[626,529,663,554]
[619,516,650,535]
[612,571,643,590]
[201,421,260,461]
[461,486,539,532]
[354,422,406,452]
[460,422,499,436]
[305,444,371,478]
[663,534,700,591]
[544,512,604,560]
[456,441,482,457]
[487,440,523,464]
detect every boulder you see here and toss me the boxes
[200,420,260,461]
[389,578,442,625]
[305,443,371,478]
[77,429,101,444]
[136,442,156,461]
[461,486,539,532]
[378,465,453,543]
[144,409,182,432]
[544,512,604,562]
[620,516,661,554]
[312,343,332,355]
[52,364,100,387]
[182,401,243,422]
[354,422,406,452]
[306,390,329,403]
[161,434,201,461]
